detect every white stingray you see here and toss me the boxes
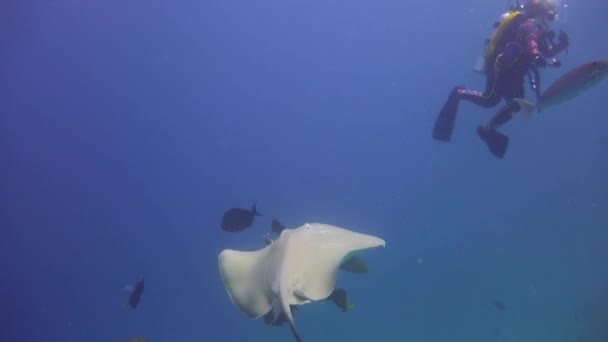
[218,222,386,341]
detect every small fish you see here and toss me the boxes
[339,255,368,274]
[128,338,145,342]
[515,59,608,116]
[328,288,355,312]
[492,299,506,312]
[220,203,262,232]
[271,219,286,235]
[126,277,145,309]
[597,136,608,145]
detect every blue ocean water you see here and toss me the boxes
[2,0,608,341]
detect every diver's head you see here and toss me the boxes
[524,0,558,21]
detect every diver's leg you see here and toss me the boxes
[477,79,525,158]
[487,101,520,128]
[432,85,501,142]
[484,57,497,96]
[467,41,524,109]
[458,88,502,108]
[476,100,520,159]
[432,51,512,142]
[458,59,504,108]
[487,77,524,129]
[475,66,526,159]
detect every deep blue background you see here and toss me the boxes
[2,0,608,341]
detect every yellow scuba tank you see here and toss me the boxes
[486,11,523,59]
[473,10,524,73]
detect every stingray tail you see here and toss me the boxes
[280,288,302,342]
[288,320,302,342]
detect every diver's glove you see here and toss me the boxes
[558,30,570,46]
[533,54,547,68]
[557,30,570,53]
[548,58,562,68]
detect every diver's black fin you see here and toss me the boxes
[271,219,286,234]
[477,126,509,159]
[433,87,461,142]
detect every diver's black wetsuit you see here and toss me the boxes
[433,61,527,158]
[432,13,569,159]
[443,52,528,130]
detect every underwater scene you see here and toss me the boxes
[2,0,608,341]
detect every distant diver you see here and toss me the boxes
[433,0,570,158]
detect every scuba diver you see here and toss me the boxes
[432,0,570,158]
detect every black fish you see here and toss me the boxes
[340,256,368,274]
[328,288,354,312]
[221,204,261,232]
[263,219,286,246]
[271,219,286,234]
[492,299,506,312]
[127,277,145,309]
[264,289,353,327]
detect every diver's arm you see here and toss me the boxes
[543,31,569,58]
[544,46,566,58]
[521,20,541,56]
[521,20,546,67]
